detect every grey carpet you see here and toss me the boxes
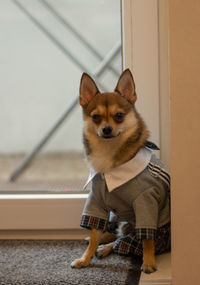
[0,240,141,285]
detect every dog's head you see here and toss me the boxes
[79,69,138,140]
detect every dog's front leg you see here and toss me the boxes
[71,228,102,269]
[142,239,157,274]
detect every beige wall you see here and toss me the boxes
[169,1,200,284]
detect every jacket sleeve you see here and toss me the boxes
[132,187,160,240]
[80,174,109,231]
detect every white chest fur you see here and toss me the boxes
[86,134,119,173]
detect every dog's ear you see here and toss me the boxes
[79,73,99,107]
[115,69,136,104]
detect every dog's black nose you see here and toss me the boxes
[102,125,113,136]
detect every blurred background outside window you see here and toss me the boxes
[0,0,122,192]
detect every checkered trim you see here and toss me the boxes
[113,234,143,256]
[135,228,157,240]
[113,223,170,256]
[148,163,170,188]
[80,215,107,231]
[155,223,171,255]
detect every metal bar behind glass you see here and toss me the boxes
[39,0,120,77]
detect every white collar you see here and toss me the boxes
[84,147,152,192]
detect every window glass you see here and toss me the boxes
[0,0,122,193]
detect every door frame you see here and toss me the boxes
[123,0,170,169]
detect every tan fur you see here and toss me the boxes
[96,242,115,258]
[82,92,149,172]
[84,113,139,172]
[71,228,102,268]
[142,239,157,273]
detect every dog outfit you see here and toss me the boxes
[81,147,171,256]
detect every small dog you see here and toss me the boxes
[71,69,170,273]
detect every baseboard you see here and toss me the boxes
[0,229,89,240]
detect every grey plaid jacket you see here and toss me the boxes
[81,152,170,242]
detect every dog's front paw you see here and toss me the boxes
[70,257,90,269]
[96,243,114,258]
[142,262,157,274]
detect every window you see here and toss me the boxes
[0,0,122,232]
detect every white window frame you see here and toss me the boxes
[0,194,87,230]
[0,0,167,238]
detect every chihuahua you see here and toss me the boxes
[71,69,170,274]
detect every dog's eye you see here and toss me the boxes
[91,114,101,123]
[114,112,125,123]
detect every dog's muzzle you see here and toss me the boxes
[102,125,113,139]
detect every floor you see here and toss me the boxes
[0,152,89,191]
